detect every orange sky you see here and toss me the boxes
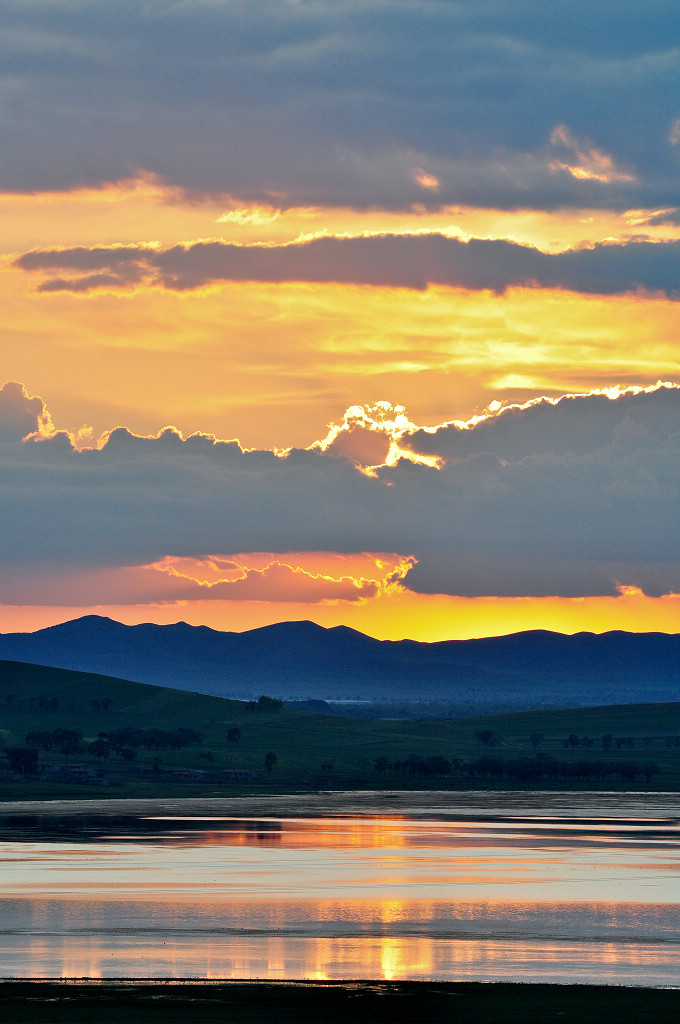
[2,179,680,640]
[3,5,680,645]
[2,182,679,442]
[3,587,680,643]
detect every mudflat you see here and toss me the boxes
[2,789,679,819]
[1,980,678,1024]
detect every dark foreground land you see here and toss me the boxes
[1,981,678,1024]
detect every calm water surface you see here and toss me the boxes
[0,792,678,984]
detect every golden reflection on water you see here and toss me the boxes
[143,815,680,852]
[3,933,678,985]
[1,812,679,983]
[151,816,412,850]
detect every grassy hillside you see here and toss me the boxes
[1,659,679,795]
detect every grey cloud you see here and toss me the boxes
[401,386,680,462]
[0,381,43,441]
[1,2,679,209]
[1,383,679,599]
[15,235,680,299]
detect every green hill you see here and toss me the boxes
[1,659,679,796]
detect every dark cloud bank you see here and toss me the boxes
[15,235,680,299]
[1,1,679,209]
[1,381,679,600]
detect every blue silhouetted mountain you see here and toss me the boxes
[0,615,677,709]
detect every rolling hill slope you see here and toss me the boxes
[1,658,679,794]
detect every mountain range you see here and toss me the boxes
[0,616,678,711]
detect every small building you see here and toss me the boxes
[222,768,259,781]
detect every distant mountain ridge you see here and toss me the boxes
[0,615,678,710]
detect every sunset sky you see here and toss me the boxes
[2,1,680,640]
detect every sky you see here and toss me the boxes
[2,0,680,641]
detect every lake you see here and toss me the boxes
[0,792,678,985]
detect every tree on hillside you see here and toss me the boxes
[264,751,277,772]
[25,731,54,752]
[395,754,453,777]
[51,728,83,750]
[7,747,38,774]
[227,727,242,742]
[249,696,283,712]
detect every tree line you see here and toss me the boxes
[22,725,202,759]
[374,752,660,784]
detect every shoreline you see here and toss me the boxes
[1,789,678,819]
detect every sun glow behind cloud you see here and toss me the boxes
[2,165,680,452]
[0,374,679,639]
[4,256,680,450]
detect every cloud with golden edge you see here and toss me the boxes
[143,553,415,604]
[315,402,442,472]
[412,168,440,192]
[549,125,637,185]
[3,379,680,603]
[15,232,680,300]
[0,552,416,607]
